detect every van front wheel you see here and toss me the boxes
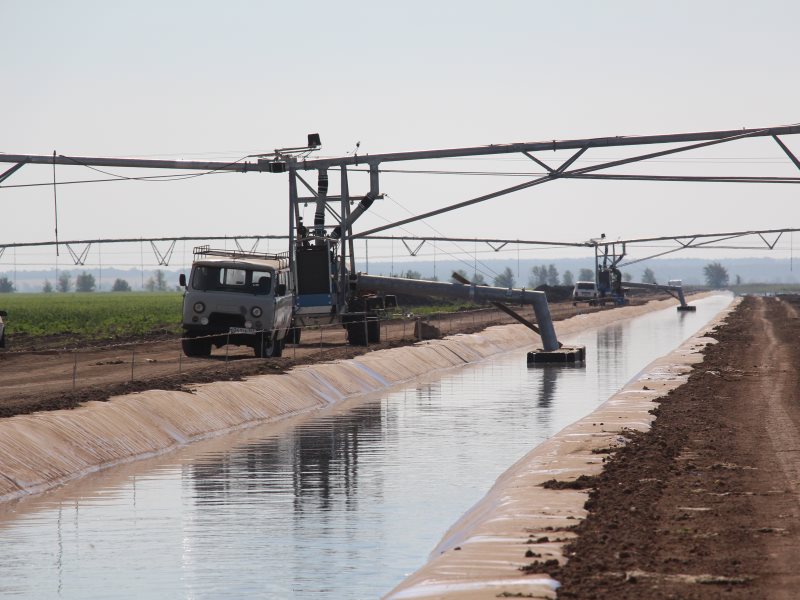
[255,332,283,358]
[182,335,211,357]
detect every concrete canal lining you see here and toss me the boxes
[0,296,711,505]
[385,295,738,600]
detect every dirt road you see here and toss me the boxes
[556,295,800,599]
[0,302,601,418]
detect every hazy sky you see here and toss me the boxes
[2,1,800,276]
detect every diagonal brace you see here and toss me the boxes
[0,160,27,184]
[401,239,426,256]
[66,243,92,266]
[150,240,177,266]
[487,242,508,252]
[773,135,800,171]
[758,231,783,249]
[522,151,553,173]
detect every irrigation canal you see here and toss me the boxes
[0,294,733,599]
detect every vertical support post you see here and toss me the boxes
[288,169,298,277]
[594,244,599,286]
[225,333,230,369]
[339,166,350,311]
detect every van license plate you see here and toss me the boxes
[229,327,256,335]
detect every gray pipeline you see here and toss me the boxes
[355,274,560,351]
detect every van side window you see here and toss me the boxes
[251,271,272,295]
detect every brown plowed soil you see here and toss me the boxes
[556,295,800,599]
[0,301,610,419]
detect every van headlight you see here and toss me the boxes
[251,306,263,318]
[193,302,205,313]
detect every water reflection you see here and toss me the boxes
[191,402,385,512]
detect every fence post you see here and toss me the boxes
[225,333,230,370]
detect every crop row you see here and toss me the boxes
[0,293,183,338]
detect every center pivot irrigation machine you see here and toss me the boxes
[3,123,800,363]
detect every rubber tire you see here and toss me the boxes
[367,318,380,343]
[255,332,283,358]
[286,326,301,345]
[346,321,368,346]
[182,336,211,357]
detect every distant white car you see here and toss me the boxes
[572,281,597,304]
[0,310,6,348]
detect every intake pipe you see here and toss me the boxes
[314,169,329,244]
[623,281,694,310]
[354,273,560,351]
[330,192,377,240]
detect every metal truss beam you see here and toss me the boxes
[351,128,800,238]
[4,229,797,256]
[617,230,799,266]
[2,124,799,173]
[294,124,800,170]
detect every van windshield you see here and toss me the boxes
[192,266,272,294]
[576,282,595,290]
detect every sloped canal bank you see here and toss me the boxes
[555,295,800,600]
[0,295,732,598]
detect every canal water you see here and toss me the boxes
[0,294,732,599]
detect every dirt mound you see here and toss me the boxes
[555,296,800,599]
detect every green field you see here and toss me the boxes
[0,292,184,339]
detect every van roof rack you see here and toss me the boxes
[192,245,289,261]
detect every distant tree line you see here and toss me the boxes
[33,269,170,293]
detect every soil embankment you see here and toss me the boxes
[556,295,800,599]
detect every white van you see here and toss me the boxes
[572,281,597,304]
[179,247,294,358]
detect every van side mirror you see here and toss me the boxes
[276,283,287,296]
[179,274,187,287]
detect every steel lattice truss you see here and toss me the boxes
[2,123,800,267]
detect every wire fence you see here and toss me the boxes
[0,306,536,397]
